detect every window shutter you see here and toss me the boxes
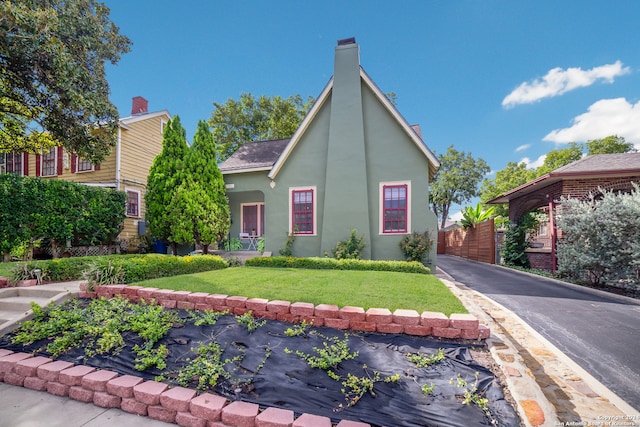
[57,147,63,175]
[71,155,77,173]
[95,163,101,171]
[23,153,29,176]
[35,154,41,177]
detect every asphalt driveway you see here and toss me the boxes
[437,254,640,411]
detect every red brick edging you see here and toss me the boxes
[86,284,490,340]
[0,348,371,427]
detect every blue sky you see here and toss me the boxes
[103,0,640,213]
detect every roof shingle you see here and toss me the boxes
[219,138,290,173]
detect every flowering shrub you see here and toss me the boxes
[399,231,433,263]
[245,256,430,274]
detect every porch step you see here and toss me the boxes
[0,281,82,337]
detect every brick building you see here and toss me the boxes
[487,153,640,271]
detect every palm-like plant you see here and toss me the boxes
[460,203,495,230]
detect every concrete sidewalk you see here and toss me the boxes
[0,382,172,426]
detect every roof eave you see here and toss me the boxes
[268,78,334,180]
[221,166,272,175]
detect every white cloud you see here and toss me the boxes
[502,61,630,108]
[520,154,546,170]
[515,144,531,152]
[543,98,640,144]
[449,210,464,223]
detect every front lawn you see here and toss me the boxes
[134,267,467,315]
[0,262,15,278]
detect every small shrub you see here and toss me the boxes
[82,260,125,290]
[257,237,265,253]
[279,231,296,256]
[399,231,433,263]
[332,229,366,260]
[221,237,243,251]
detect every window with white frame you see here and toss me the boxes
[77,157,94,172]
[2,153,23,175]
[41,148,57,176]
[380,181,411,234]
[126,189,140,217]
[289,186,316,235]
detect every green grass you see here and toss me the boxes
[0,262,16,278]
[133,267,467,315]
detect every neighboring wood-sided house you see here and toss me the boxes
[1,97,169,251]
[220,38,440,268]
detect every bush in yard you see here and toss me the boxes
[399,231,434,263]
[556,185,640,288]
[245,256,430,274]
[19,254,228,284]
[500,211,541,268]
[0,174,125,260]
[332,229,366,259]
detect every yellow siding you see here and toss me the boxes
[18,112,167,244]
[118,114,166,241]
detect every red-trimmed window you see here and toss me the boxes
[126,190,140,217]
[382,184,408,233]
[3,153,23,175]
[291,189,314,234]
[77,157,94,172]
[41,148,57,176]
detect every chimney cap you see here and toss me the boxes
[337,37,356,46]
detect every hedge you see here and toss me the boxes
[19,254,228,283]
[245,256,431,274]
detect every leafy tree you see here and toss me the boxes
[171,121,230,254]
[145,116,188,255]
[0,0,131,162]
[209,93,314,161]
[586,135,637,154]
[556,186,640,286]
[535,142,584,175]
[480,161,534,217]
[430,145,490,229]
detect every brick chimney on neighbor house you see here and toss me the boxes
[131,96,148,115]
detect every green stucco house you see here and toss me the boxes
[220,38,440,268]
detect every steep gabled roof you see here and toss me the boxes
[219,138,291,174]
[267,68,440,180]
[487,153,640,204]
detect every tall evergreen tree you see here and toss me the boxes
[145,116,188,255]
[171,120,230,254]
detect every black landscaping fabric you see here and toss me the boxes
[0,305,519,427]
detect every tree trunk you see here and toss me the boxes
[171,242,178,256]
[202,244,209,255]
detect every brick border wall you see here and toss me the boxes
[86,284,490,340]
[0,285,489,427]
[0,348,369,427]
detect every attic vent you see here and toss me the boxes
[337,37,356,46]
